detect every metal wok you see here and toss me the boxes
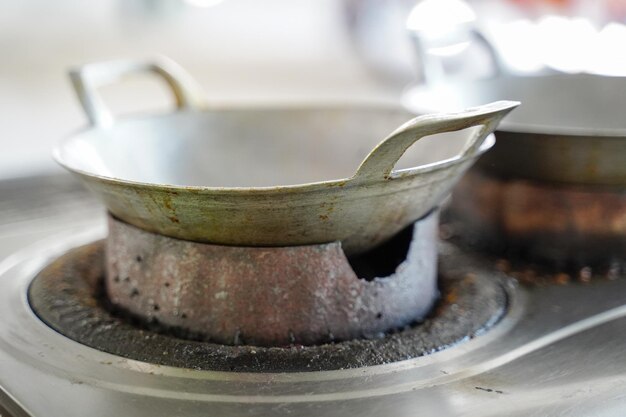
[54,57,517,255]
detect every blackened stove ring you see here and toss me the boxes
[28,242,508,372]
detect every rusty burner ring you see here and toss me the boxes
[28,240,507,372]
[447,170,626,271]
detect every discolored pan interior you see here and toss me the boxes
[55,106,473,188]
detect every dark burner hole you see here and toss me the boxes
[376,312,383,319]
[113,276,120,283]
[153,304,160,311]
[136,255,143,263]
[348,223,414,281]
[130,288,139,298]
[164,282,170,287]
[181,313,187,319]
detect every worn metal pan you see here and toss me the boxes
[405,74,626,267]
[54,57,517,255]
[404,74,626,185]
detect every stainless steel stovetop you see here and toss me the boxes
[1,174,626,417]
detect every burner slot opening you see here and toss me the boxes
[348,223,414,281]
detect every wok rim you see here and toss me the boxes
[53,106,496,194]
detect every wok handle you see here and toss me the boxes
[69,56,206,127]
[351,100,519,183]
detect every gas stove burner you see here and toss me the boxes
[101,213,443,347]
[4,223,626,416]
[28,240,507,372]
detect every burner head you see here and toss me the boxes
[104,213,439,346]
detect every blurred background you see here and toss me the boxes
[1,0,626,180]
